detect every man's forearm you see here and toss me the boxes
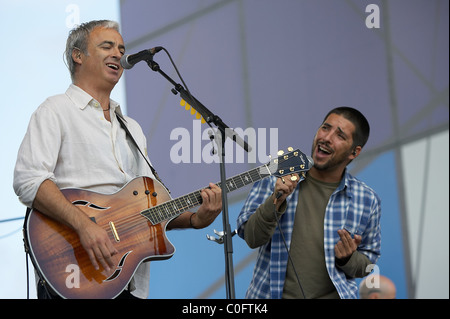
[32,179,92,231]
[243,195,286,249]
[336,250,372,278]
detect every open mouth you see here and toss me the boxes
[318,144,332,155]
[106,63,119,70]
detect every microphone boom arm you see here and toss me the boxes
[146,59,251,153]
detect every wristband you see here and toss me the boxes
[189,212,198,229]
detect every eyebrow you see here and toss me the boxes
[323,122,349,138]
[337,127,347,136]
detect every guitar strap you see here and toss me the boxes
[116,113,170,193]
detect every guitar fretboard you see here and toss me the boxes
[141,164,272,225]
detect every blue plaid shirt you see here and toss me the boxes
[237,169,381,299]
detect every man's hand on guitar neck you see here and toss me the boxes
[167,183,222,230]
[193,183,222,229]
[33,179,118,272]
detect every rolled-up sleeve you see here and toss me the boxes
[13,102,60,207]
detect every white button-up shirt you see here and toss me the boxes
[14,84,155,298]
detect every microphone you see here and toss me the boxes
[120,47,163,69]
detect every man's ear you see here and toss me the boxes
[72,48,82,65]
[351,146,362,158]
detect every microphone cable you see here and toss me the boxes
[159,47,215,132]
[273,197,307,299]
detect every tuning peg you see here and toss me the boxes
[287,147,294,152]
[277,150,284,156]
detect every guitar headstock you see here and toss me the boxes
[267,147,314,177]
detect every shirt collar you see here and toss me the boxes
[66,84,93,109]
[65,84,126,122]
[336,168,353,198]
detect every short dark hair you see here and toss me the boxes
[323,107,370,148]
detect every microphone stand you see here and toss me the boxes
[146,59,251,299]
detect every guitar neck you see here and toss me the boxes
[141,163,273,225]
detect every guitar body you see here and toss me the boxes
[25,176,175,299]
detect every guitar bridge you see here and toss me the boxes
[109,221,120,242]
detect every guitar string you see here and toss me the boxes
[102,154,305,235]
[107,167,267,234]
[100,166,261,235]
[102,155,304,236]
[107,172,255,235]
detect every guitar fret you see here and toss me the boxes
[142,163,280,225]
[249,169,260,182]
[174,198,185,212]
[228,179,236,192]
[232,176,242,189]
[237,174,246,188]
[241,171,253,184]
[184,195,193,208]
